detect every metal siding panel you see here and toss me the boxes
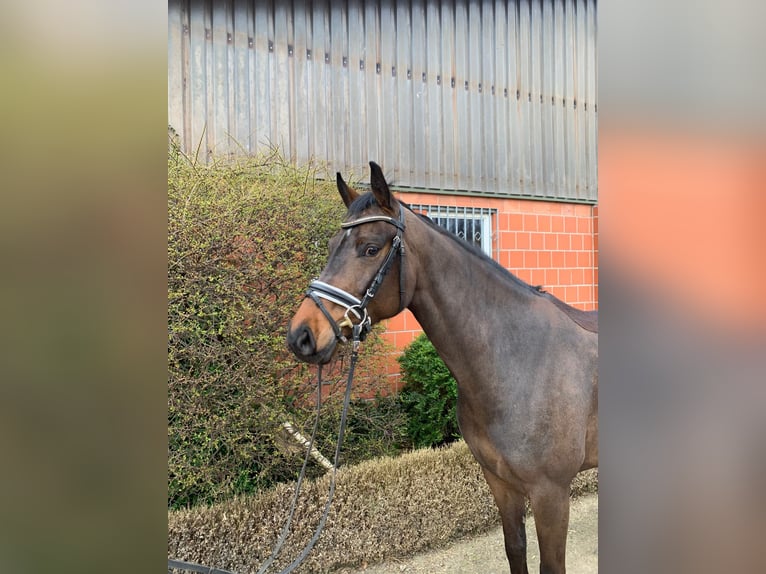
[480,0,496,193]
[180,0,193,152]
[440,2,457,190]
[580,0,595,202]
[263,1,277,152]
[493,0,509,194]
[252,2,270,155]
[246,1,257,154]
[187,0,209,160]
[425,1,443,189]
[303,1,317,163]
[540,0,551,197]
[542,0,555,197]
[211,0,229,155]
[292,0,309,164]
[396,1,412,183]
[553,0,566,199]
[530,0,544,199]
[168,0,185,143]
[517,0,532,195]
[380,2,397,172]
[580,0,594,201]
[225,2,237,155]
[330,5,347,167]
[467,0,482,190]
[411,1,428,188]
[586,0,597,201]
[347,2,367,170]
[454,1,470,191]
[183,0,196,151]
[311,1,329,164]
[579,0,591,201]
[232,0,252,153]
[364,2,381,167]
[574,0,587,200]
[272,1,291,157]
[508,1,521,193]
[287,2,298,164]
[168,0,597,203]
[563,0,576,200]
[204,0,215,159]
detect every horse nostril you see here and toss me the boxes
[290,324,316,358]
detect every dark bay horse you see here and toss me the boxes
[287,162,598,574]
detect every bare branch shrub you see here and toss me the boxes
[168,150,397,508]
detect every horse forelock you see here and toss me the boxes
[346,192,377,216]
[346,190,409,219]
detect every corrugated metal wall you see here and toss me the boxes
[168,0,597,203]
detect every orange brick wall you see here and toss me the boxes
[378,192,599,393]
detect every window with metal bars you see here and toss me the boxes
[408,204,496,258]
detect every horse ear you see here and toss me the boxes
[336,172,359,208]
[369,161,394,212]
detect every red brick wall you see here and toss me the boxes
[378,192,599,393]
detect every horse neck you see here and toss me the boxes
[405,215,544,368]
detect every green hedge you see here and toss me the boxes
[397,334,461,448]
[168,147,399,509]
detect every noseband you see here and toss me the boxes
[305,208,406,346]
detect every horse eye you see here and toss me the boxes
[364,245,380,257]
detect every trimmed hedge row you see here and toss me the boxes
[168,440,598,573]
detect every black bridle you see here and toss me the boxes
[305,207,406,348]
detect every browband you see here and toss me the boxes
[340,215,405,230]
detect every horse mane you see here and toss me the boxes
[539,291,599,333]
[347,192,598,333]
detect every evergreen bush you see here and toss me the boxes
[397,334,461,448]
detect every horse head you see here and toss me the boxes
[287,162,412,364]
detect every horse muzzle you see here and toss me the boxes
[287,320,338,365]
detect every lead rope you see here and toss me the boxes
[253,362,326,574]
[168,342,362,574]
[272,337,360,573]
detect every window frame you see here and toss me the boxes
[409,204,496,259]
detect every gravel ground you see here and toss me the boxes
[333,493,598,573]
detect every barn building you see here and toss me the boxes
[168,0,598,392]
